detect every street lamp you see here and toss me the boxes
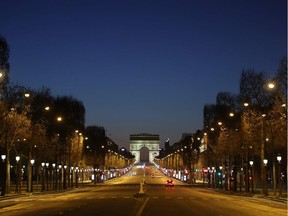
[207,167,211,188]
[1,154,6,162]
[75,167,79,188]
[30,159,35,192]
[15,156,21,193]
[263,159,268,196]
[1,154,6,196]
[45,163,49,190]
[58,164,62,189]
[63,165,67,189]
[212,167,215,188]
[52,163,56,190]
[249,161,254,193]
[277,155,282,197]
[219,165,223,189]
[267,82,275,89]
[41,162,45,191]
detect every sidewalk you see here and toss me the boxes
[0,183,88,201]
[198,183,287,203]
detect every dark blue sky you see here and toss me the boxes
[1,0,286,148]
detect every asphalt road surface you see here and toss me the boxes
[0,164,287,216]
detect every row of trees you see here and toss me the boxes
[156,57,287,195]
[202,58,287,195]
[0,36,134,195]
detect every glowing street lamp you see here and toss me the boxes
[263,159,268,196]
[30,159,35,192]
[1,154,6,162]
[219,165,223,189]
[15,156,21,193]
[41,162,45,191]
[267,82,275,89]
[249,161,254,193]
[277,155,282,197]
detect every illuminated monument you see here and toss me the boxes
[129,133,160,163]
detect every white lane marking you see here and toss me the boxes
[136,197,149,216]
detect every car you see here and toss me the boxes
[165,179,174,188]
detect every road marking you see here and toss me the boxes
[152,196,159,199]
[177,197,183,199]
[136,197,149,216]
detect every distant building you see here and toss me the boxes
[129,133,160,163]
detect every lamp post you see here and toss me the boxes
[41,162,45,191]
[75,167,79,188]
[45,163,49,190]
[58,164,62,189]
[1,154,6,196]
[1,155,6,162]
[212,167,215,188]
[15,156,21,193]
[207,167,210,188]
[219,165,223,189]
[30,159,35,192]
[277,156,282,197]
[249,161,254,193]
[263,159,268,196]
[52,163,56,190]
[63,165,67,189]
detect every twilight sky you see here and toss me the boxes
[0,0,286,149]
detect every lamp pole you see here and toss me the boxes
[263,159,268,196]
[212,167,215,188]
[219,166,223,189]
[30,159,35,192]
[1,154,6,196]
[63,165,67,189]
[58,164,62,189]
[249,161,254,193]
[277,156,282,197]
[52,163,56,190]
[207,167,211,188]
[75,167,79,188]
[41,162,45,191]
[45,163,49,191]
[15,156,20,193]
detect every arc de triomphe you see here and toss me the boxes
[129,133,160,163]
